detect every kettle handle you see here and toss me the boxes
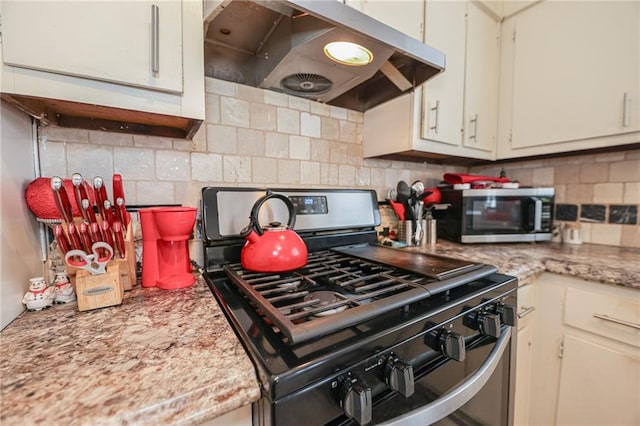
[242,192,297,236]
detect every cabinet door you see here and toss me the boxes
[514,283,536,426]
[421,0,466,146]
[346,0,424,41]
[556,334,640,426]
[463,1,499,153]
[508,1,639,149]
[2,1,183,94]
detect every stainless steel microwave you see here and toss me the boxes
[436,187,555,243]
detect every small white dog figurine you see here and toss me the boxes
[22,277,55,311]
[53,273,76,304]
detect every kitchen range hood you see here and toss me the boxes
[204,0,445,112]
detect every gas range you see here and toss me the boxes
[201,187,517,426]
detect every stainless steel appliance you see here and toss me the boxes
[204,0,445,112]
[436,187,555,243]
[201,187,517,425]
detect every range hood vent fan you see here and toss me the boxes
[281,73,333,95]
[204,0,445,112]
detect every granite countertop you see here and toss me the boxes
[409,240,640,288]
[0,276,260,426]
[1,242,638,426]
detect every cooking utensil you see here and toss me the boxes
[50,176,74,223]
[112,220,126,259]
[67,223,83,251]
[93,176,109,220]
[112,174,130,227]
[100,220,115,250]
[103,200,114,224]
[78,222,93,253]
[396,180,411,203]
[81,198,97,224]
[53,224,71,254]
[388,200,405,220]
[71,173,94,223]
[65,242,114,275]
[240,191,308,272]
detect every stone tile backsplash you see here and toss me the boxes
[37,76,462,218]
[36,77,639,248]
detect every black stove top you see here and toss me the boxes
[220,245,498,344]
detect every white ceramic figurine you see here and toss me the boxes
[53,272,76,304]
[22,277,55,311]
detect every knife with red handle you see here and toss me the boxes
[113,174,130,228]
[100,220,115,252]
[93,176,109,221]
[67,223,83,251]
[50,176,74,223]
[53,224,71,255]
[89,222,108,258]
[112,220,126,259]
[78,222,93,253]
[103,200,115,224]
[72,173,95,223]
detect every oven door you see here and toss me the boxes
[371,327,514,425]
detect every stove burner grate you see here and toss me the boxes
[223,249,495,344]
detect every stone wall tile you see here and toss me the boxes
[207,125,237,154]
[238,129,265,156]
[277,108,300,134]
[191,152,222,182]
[114,147,153,180]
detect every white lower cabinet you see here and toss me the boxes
[513,282,536,426]
[525,273,640,426]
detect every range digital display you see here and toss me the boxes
[290,196,328,215]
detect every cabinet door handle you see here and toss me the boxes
[593,313,640,330]
[429,101,439,133]
[623,92,631,127]
[517,306,535,319]
[151,4,160,73]
[468,114,478,141]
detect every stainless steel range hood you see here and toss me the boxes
[204,0,445,112]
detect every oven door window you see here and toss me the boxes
[464,197,527,234]
[369,329,512,426]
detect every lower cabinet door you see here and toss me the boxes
[556,333,640,426]
[513,324,533,426]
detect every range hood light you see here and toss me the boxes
[323,41,373,66]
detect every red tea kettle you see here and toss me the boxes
[240,192,308,272]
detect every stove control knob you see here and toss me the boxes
[339,375,372,425]
[385,355,415,397]
[478,312,501,338]
[439,330,466,362]
[494,303,517,327]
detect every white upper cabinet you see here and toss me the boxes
[344,0,425,41]
[0,1,204,137]
[497,0,640,158]
[2,1,183,93]
[420,1,499,158]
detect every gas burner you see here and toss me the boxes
[303,291,348,317]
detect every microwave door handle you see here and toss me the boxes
[380,328,512,426]
[532,197,542,231]
[524,197,543,232]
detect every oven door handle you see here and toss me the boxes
[380,327,512,426]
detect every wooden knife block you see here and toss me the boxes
[60,220,137,291]
[75,262,123,311]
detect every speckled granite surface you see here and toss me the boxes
[409,241,640,288]
[0,276,260,426]
[1,242,637,426]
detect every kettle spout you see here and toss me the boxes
[244,230,260,244]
